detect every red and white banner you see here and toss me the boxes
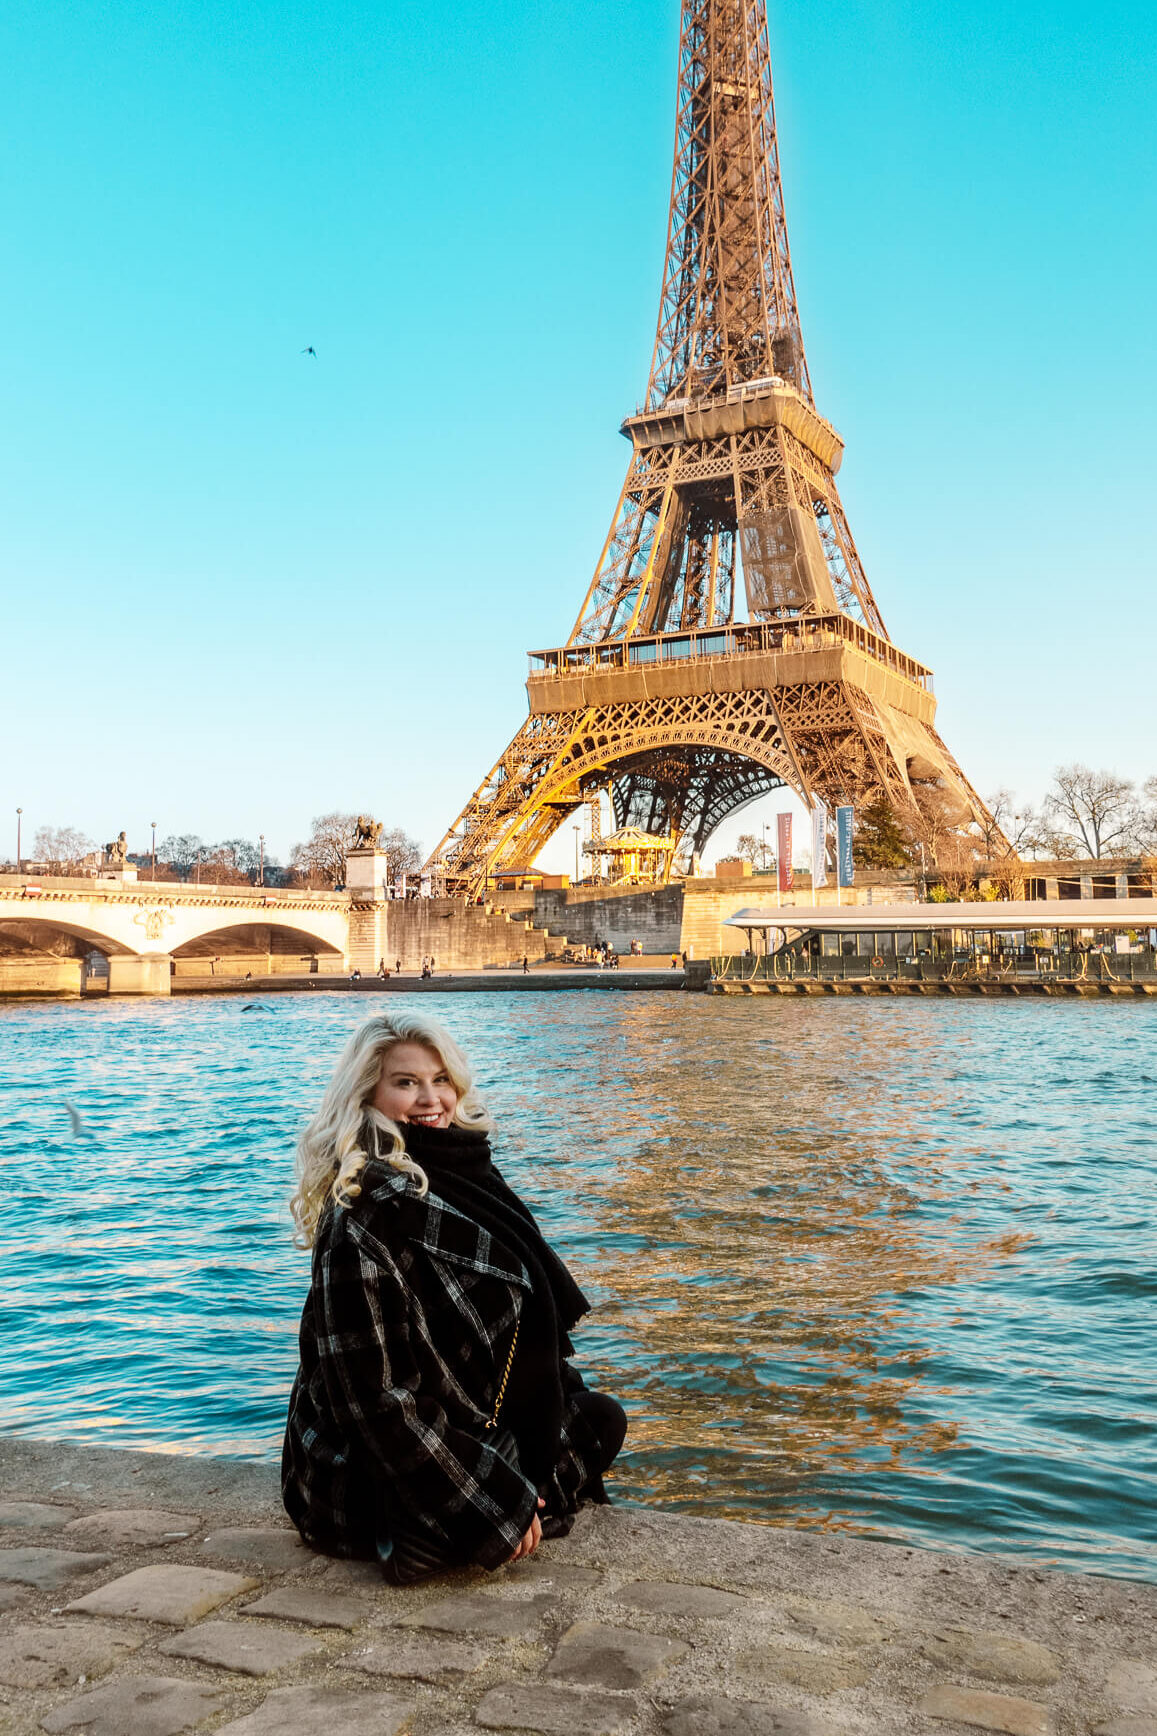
[776,812,793,894]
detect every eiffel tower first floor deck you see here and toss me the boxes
[431,617,1000,901]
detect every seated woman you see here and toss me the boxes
[282,1011,626,1580]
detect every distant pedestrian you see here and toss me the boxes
[670,954,679,969]
[522,955,529,974]
[429,956,436,975]
[395,958,402,975]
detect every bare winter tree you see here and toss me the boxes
[980,798,1028,898]
[288,813,359,885]
[907,787,976,872]
[196,841,268,886]
[981,790,1043,859]
[1138,777,1157,858]
[216,838,265,879]
[155,835,205,878]
[1042,765,1144,859]
[378,827,423,877]
[31,825,96,873]
[288,814,422,887]
[735,831,775,871]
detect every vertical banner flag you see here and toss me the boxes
[836,806,855,888]
[776,812,794,894]
[811,802,828,889]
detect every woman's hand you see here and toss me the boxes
[509,1498,546,1563]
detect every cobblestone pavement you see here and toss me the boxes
[1,1438,1154,1736]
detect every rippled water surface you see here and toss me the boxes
[1,992,1154,1579]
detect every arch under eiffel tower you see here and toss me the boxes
[427,0,1001,896]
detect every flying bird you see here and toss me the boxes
[301,346,317,357]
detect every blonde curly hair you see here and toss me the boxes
[290,1011,491,1248]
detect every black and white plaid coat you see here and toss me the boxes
[282,1158,599,1569]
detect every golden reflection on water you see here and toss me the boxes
[504,997,1037,1526]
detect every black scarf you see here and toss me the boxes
[390,1122,589,1482]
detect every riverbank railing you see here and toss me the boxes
[710,945,1157,987]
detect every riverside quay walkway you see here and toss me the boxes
[1,1437,1155,1736]
[710,899,1157,997]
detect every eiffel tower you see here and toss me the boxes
[427,0,999,896]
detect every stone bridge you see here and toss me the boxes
[0,874,352,994]
[0,848,556,994]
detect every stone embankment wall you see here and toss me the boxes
[0,958,85,995]
[1,1434,1154,1736]
[533,886,685,955]
[0,921,89,995]
[365,900,549,974]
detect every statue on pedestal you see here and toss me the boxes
[103,831,128,866]
[352,816,382,849]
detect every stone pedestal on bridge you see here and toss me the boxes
[343,849,389,900]
[107,953,172,996]
[344,850,389,976]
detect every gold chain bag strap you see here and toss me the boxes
[485,1320,519,1430]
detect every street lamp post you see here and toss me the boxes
[573,825,580,886]
[15,808,22,874]
[761,820,769,873]
[150,821,157,877]
[258,834,265,887]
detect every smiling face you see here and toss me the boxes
[372,1041,459,1129]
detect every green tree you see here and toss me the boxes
[852,798,912,869]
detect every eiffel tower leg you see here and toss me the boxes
[776,677,1001,839]
[425,711,588,893]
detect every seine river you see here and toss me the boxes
[1,992,1154,1581]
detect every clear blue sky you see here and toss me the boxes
[2,0,1153,868]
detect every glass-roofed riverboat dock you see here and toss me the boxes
[714,899,1157,990]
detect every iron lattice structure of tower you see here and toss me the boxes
[427,0,1000,894]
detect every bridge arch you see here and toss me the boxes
[169,919,347,985]
[170,917,344,955]
[0,915,137,957]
